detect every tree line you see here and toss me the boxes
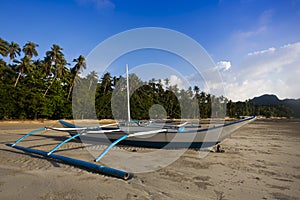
[0,38,294,120]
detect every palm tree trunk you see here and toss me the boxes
[43,75,56,97]
[14,72,21,87]
[67,82,74,100]
[89,79,93,90]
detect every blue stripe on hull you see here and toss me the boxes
[79,136,218,149]
[116,140,219,149]
[59,120,78,128]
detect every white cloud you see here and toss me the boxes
[216,61,231,71]
[184,67,226,97]
[235,26,266,41]
[223,42,300,101]
[170,43,300,101]
[169,75,184,89]
[247,47,276,56]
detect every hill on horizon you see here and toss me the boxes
[251,94,300,118]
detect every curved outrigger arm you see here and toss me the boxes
[12,125,123,156]
[94,129,167,162]
[47,132,83,156]
[45,128,121,156]
[12,126,87,147]
[12,127,46,147]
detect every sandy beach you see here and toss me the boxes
[0,119,299,200]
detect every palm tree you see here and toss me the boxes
[45,44,66,75]
[8,42,21,63]
[23,41,39,58]
[200,91,206,103]
[187,86,193,98]
[87,71,98,90]
[193,86,200,95]
[43,55,52,76]
[100,72,112,93]
[72,55,86,73]
[67,55,86,100]
[112,76,119,88]
[0,38,9,57]
[13,56,33,87]
[164,78,169,88]
[43,44,67,97]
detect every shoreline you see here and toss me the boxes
[0,117,298,124]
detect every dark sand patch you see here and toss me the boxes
[270,192,298,200]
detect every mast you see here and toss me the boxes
[126,64,131,122]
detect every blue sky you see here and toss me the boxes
[1,0,299,101]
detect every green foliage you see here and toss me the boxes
[0,37,297,120]
[0,38,9,57]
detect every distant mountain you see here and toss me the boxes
[252,94,281,105]
[251,94,300,117]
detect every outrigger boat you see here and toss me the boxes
[58,116,256,150]
[6,65,256,180]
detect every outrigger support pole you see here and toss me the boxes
[12,127,46,147]
[6,143,131,180]
[94,129,167,162]
[47,133,82,156]
[95,135,128,162]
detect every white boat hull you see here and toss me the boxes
[60,116,256,148]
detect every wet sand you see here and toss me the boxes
[0,119,299,199]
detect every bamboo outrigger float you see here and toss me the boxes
[5,143,131,180]
[5,126,131,180]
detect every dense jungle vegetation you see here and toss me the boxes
[0,38,297,120]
